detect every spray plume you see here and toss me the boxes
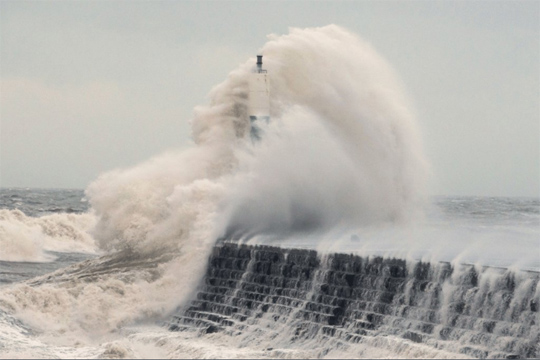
[0,26,429,339]
[88,24,428,253]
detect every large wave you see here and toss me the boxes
[0,25,428,343]
[0,209,96,262]
[88,24,427,254]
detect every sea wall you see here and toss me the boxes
[169,243,539,359]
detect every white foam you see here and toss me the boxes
[0,209,97,262]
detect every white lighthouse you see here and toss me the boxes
[248,55,270,140]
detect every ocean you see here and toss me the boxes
[0,188,538,358]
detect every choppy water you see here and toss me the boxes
[239,195,540,273]
[0,188,538,359]
[0,188,88,217]
[1,189,538,282]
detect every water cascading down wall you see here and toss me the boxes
[169,243,539,359]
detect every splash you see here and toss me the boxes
[0,25,428,346]
[87,24,427,255]
[221,25,427,238]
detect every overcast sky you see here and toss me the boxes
[1,1,538,197]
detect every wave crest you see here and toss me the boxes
[0,209,96,262]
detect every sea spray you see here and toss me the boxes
[0,25,428,346]
[87,25,427,253]
[220,25,428,238]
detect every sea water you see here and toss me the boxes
[0,188,538,358]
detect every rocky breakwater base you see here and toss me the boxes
[169,243,539,358]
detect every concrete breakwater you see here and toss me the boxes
[169,243,539,358]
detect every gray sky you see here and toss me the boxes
[1,1,538,196]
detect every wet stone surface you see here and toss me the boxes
[169,243,540,359]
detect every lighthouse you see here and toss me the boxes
[248,55,270,141]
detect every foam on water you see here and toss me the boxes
[0,209,97,262]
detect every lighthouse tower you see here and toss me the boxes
[248,55,270,140]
